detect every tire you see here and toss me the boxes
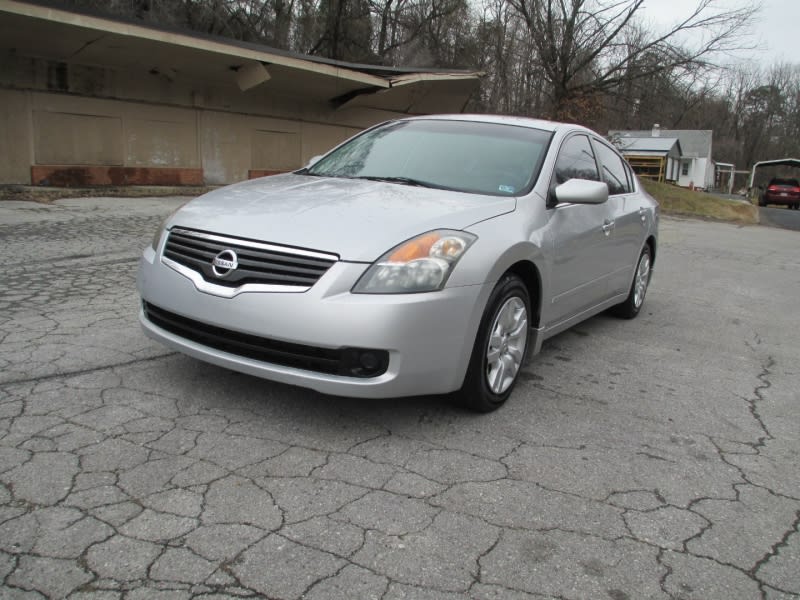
[612,245,652,319]
[459,273,531,412]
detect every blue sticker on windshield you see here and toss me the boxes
[498,185,515,194]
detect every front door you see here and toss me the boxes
[546,134,618,326]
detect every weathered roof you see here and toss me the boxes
[609,129,712,158]
[0,0,482,113]
[615,137,681,154]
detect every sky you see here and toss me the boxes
[639,0,799,66]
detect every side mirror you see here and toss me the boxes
[554,179,609,205]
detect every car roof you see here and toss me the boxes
[769,177,800,184]
[400,113,592,136]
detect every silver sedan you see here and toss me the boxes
[137,115,658,411]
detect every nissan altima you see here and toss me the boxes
[137,115,658,411]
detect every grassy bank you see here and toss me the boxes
[641,179,758,225]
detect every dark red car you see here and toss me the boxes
[760,178,800,209]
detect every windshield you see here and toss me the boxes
[306,119,552,196]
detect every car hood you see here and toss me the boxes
[169,174,516,261]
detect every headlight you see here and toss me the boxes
[353,230,476,294]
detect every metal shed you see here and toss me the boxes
[612,137,682,183]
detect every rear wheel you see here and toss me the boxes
[460,274,530,412]
[612,245,651,319]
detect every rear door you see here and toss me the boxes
[591,138,645,296]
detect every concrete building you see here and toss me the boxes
[610,126,715,190]
[0,0,481,186]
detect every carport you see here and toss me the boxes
[749,158,800,189]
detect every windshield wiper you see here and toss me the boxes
[353,175,444,189]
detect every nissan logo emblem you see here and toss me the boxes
[211,249,238,278]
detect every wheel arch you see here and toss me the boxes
[646,235,657,267]
[457,259,543,411]
[503,260,543,329]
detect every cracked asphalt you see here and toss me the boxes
[0,196,798,600]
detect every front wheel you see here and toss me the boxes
[612,245,652,319]
[459,274,530,412]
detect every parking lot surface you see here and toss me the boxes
[1,196,798,600]
[759,205,800,231]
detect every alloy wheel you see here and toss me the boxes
[633,252,651,308]
[485,297,528,394]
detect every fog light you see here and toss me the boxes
[359,352,380,370]
[340,348,389,378]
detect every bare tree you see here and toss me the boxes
[306,0,375,61]
[504,0,759,121]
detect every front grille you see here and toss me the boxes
[143,302,389,378]
[163,228,337,289]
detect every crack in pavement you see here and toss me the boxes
[0,353,177,387]
[2,206,799,599]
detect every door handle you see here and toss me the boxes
[601,219,615,235]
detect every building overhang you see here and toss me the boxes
[0,0,482,113]
[621,151,669,157]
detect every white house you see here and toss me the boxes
[609,126,715,190]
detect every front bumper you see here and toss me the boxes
[137,246,491,398]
